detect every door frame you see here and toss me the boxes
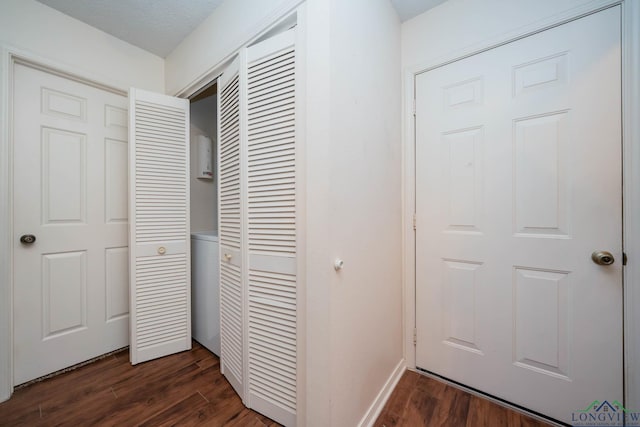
[402,0,640,412]
[0,45,127,401]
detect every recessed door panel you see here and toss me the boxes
[105,247,129,322]
[105,138,128,224]
[42,251,87,337]
[41,127,86,224]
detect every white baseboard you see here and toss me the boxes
[357,359,406,427]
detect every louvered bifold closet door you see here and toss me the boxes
[129,88,191,364]
[217,58,245,398]
[245,28,297,427]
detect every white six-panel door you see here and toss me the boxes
[129,88,191,364]
[13,63,129,384]
[415,7,622,424]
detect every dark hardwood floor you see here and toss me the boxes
[374,370,552,427]
[0,343,551,426]
[0,342,277,426]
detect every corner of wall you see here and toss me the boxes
[0,0,165,92]
[164,0,303,96]
[302,0,334,423]
[357,359,406,427]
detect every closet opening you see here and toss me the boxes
[188,82,220,357]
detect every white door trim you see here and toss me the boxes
[621,0,640,411]
[402,0,640,413]
[0,45,127,401]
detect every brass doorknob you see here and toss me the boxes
[592,251,615,266]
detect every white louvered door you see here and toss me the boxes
[217,28,298,426]
[218,58,245,398]
[245,28,297,427]
[129,88,191,364]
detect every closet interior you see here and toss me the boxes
[189,85,221,357]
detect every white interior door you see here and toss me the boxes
[415,7,622,424]
[218,57,245,398]
[217,28,298,426]
[13,63,129,384]
[245,28,297,427]
[129,88,191,364]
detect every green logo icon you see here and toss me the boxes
[578,400,628,414]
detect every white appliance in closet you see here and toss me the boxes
[191,231,220,355]
[218,27,299,427]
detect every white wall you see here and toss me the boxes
[190,96,218,233]
[0,0,165,402]
[402,0,608,70]
[327,0,403,424]
[165,0,303,95]
[0,0,164,91]
[304,0,404,425]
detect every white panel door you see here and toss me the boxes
[218,57,245,398]
[129,88,191,364]
[415,7,622,424]
[245,28,297,427]
[13,63,129,384]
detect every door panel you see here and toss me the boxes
[217,28,299,426]
[218,57,245,398]
[13,63,129,384]
[245,29,297,427]
[415,7,622,424]
[128,88,191,364]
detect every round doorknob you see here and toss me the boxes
[20,234,36,244]
[592,250,615,266]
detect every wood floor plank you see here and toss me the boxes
[438,384,471,426]
[224,409,279,427]
[466,394,511,427]
[137,392,209,427]
[375,371,552,427]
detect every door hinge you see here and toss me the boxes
[413,328,417,346]
[412,214,416,230]
[412,99,416,116]
[623,252,628,266]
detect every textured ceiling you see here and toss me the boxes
[390,0,447,22]
[36,0,446,57]
[36,0,225,57]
